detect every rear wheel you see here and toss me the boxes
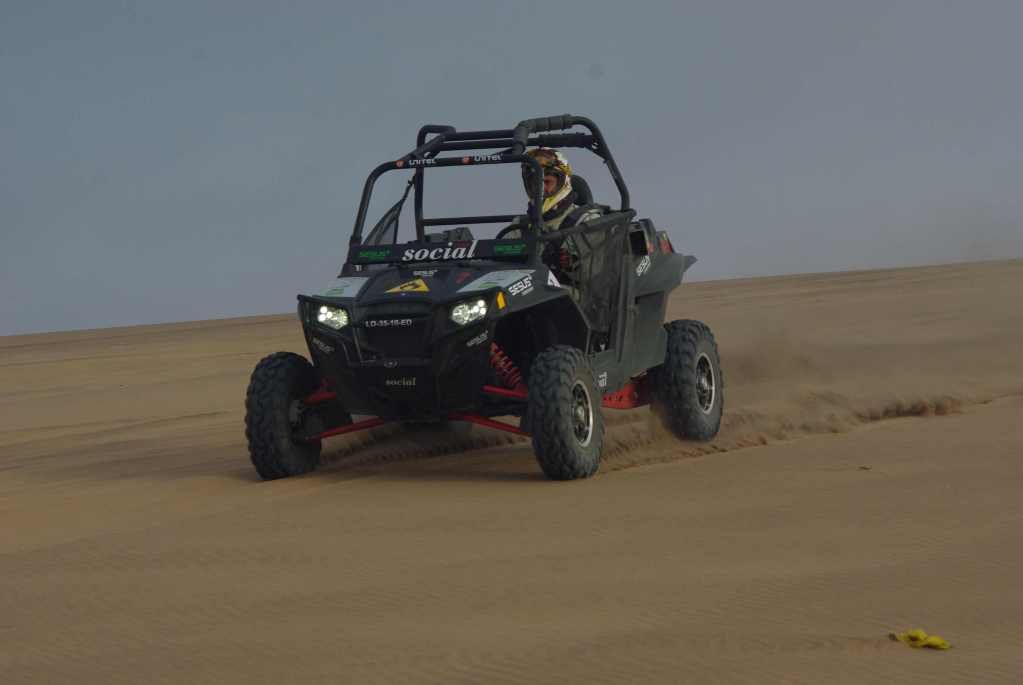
[245,352,324,480]
[527,346,604,480]
[652,320,723,440]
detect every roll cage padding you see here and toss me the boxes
[511,115,578,149]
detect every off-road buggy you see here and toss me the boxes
[245,115,723,480]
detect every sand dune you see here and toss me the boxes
[2,259,1022,683]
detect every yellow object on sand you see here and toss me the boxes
[889,628,951,650]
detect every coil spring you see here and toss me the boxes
[489,342,525,390]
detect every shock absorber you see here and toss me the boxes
[489,342,526,392]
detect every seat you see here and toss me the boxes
[571,174,594,205]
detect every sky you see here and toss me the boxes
[2,0,1021,335]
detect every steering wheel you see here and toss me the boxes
[495,225,523,240]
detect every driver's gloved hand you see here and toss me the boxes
[559,248,574,272]
[541,240,562,266]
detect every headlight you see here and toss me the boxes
[450,298,488,326]
[316,305,349,330]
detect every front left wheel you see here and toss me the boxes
[527,346,605,480]
[245,352,324,480]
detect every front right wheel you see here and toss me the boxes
[527,346,605,480]
[651,320,724,440]
[245,352,325,480]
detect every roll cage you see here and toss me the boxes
[345,115,631,268]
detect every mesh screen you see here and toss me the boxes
[570,221,626,332]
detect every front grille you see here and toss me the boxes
[355,302,434,360]
[359,326,429,358]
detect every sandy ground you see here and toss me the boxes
[2,259,1022,684]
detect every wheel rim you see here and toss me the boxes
[571,380,594,447]
[288,399,304,429]
[287,379,315,441]
[695,353,716,414]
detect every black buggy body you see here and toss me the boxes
[246,115,724,480]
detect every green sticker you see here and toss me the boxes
[357,248,391,261]
[319,277,369,298]
[493,242,526,256]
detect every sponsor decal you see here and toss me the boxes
[412,269,437,277]
[597,371,608,388]
[466,331,489,347]
[365,318,414,328]
[356,248,391,261]
[636,255,651,277]
[493,242,527,256]
[385,278,430,294]
[311,338,335,354]
[320,276,369,298]
[507,274,533,297]
[457,269,535,293]
[460,154,502,164]
[385,377,417,387]
[396,158,435,168]
[383,360,399,368]
[547,271,561,288]
[400,240,478,262]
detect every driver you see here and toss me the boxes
[501,148,603,287]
